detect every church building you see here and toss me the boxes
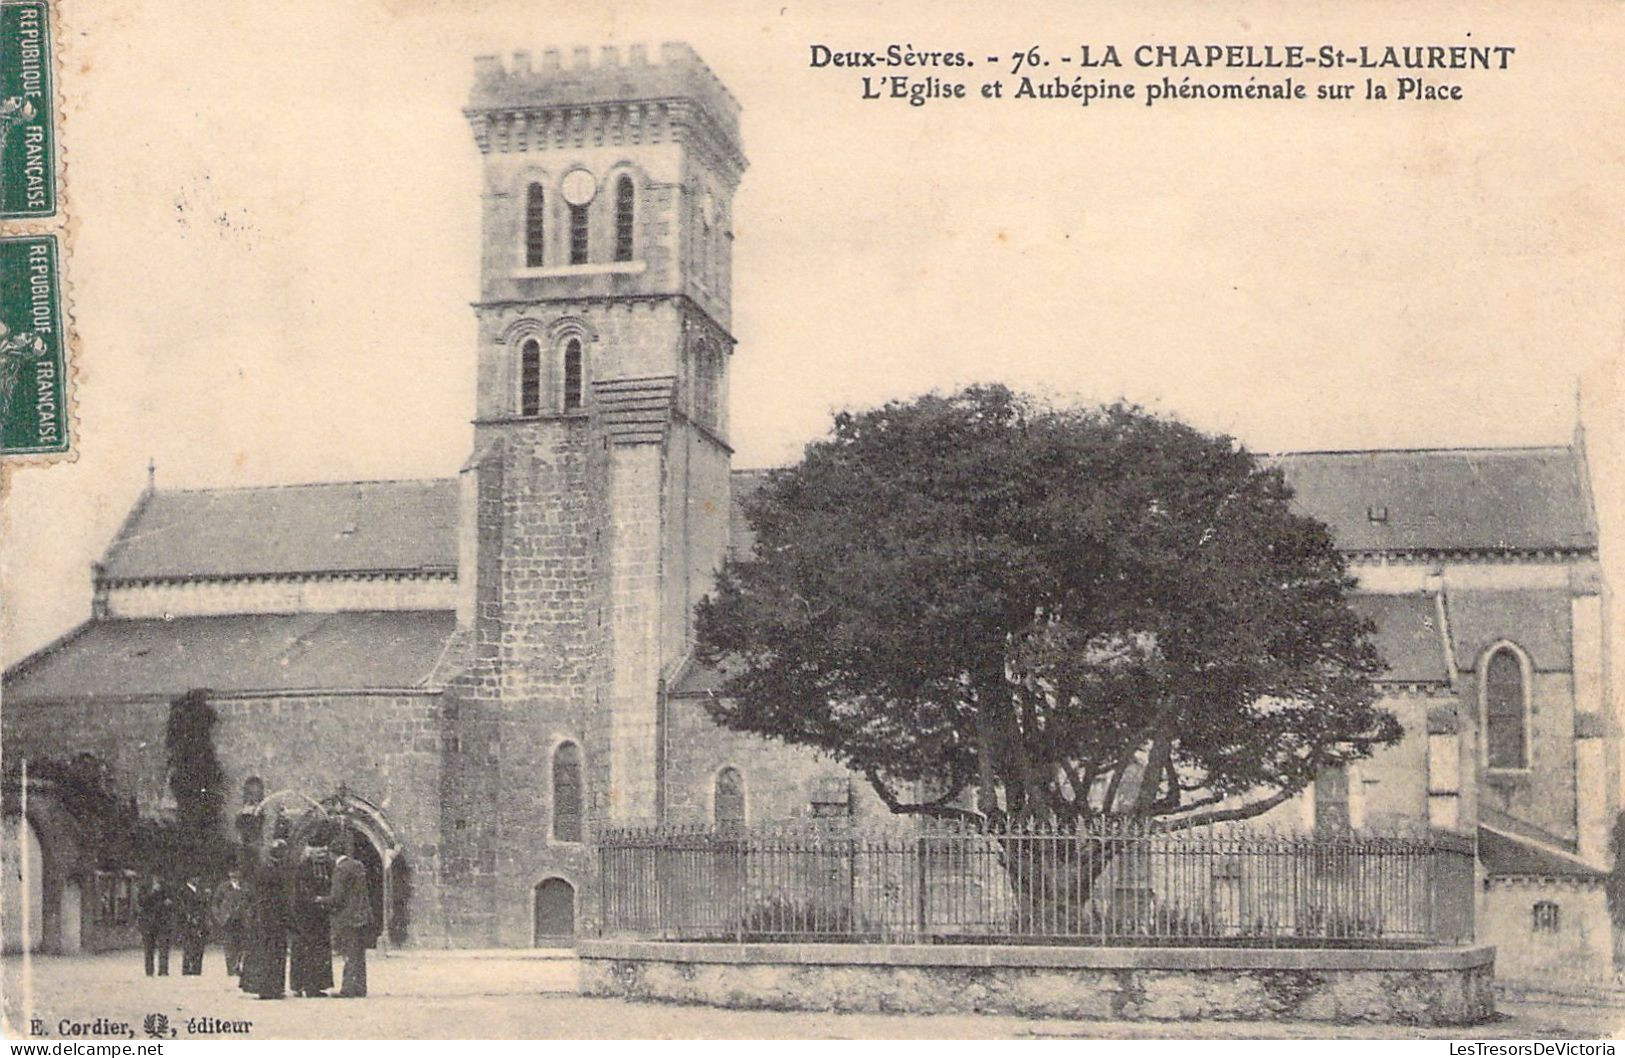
[3,44,1618,979]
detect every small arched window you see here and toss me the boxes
[525,183,546,267]
[552,741,583,843]
[1484,645,1529,770]
[569,204,589,265]
[714,767,745,829]
[562,339,583,411]
[614,176,635,262]
[1532,900,1560,934]
[520,338,542,417]
[691,340,719,430]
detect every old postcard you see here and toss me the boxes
[2,0,1623,1044]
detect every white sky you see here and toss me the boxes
[3,0,1623,666]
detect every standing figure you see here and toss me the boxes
[136,875,173,977]
[210,868,248,976]
[287,845,335,997]
[177,875,209,975]
[239,822,292,999]
[320,831,373,998]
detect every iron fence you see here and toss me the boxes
[599,819,1476,948]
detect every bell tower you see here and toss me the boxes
[455,42,747,851]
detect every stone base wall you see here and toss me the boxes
[579,941,1497,1025]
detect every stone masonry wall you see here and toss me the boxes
[606,441,663,826]
[580,942,1498,1025]
[443,415,611,946]
[1,690,447,945]
[663,697,887,827]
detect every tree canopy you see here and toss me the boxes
[695,386,1401,829]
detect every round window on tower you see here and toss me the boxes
[561,168,597,207]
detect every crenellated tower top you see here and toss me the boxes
[466,43,745,188]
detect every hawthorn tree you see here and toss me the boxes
[695,386,1401,837]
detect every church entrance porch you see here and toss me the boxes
[246,786,407,948]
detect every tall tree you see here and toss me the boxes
[696,386,1400,834]
[165,688,226,876]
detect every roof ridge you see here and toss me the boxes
[735,445,1573,470]
[1272,444,1572,458]
[148,475,457,496]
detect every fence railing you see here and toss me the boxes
[599,820,1476,948]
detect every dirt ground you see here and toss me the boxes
[1,949,1620,1040]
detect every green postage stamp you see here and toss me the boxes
[1,0,56,218]
[0,233,68,456]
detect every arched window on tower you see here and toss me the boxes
[1484,645,1530,770]
[520,338,542,417]
[525,183,546,267]
[691,340,720,431]
[569,204,589,265]
[552,742,583,843]
[562,338,583,411]
[714,767,745,830]
[614,175,635,262]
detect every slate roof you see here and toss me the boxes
[90,447,1594,584]
[100,478,460,581]
[1275,447,1595,555]
[3,611,456,701]
[1478,825,1605,880]
[669,657,726,697]
[17,445,1583,700]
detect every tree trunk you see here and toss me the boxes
[996,827,1145,938]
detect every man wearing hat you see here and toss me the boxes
[318,830,373,998]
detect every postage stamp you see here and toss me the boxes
[0,0,56,219]
[0,232,68,456]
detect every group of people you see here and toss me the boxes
[137,818,375,1000]
[134,875,212,976]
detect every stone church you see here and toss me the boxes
[3,44,1619,978]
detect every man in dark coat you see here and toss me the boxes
[287,846,335,997]
[210,868,248,976]
[176,875,209,975]
[318,831,372,998]
[240,826,292,999]
[136,875,173,977]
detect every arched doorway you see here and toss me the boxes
[248,787,406,947]
[2,815,45,953]
[533,878,575,944]
[320,789,405,948]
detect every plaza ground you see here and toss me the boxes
[1,949,1621,1040]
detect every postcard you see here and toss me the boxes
[2,0,1622,1043]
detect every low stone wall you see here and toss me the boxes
[579,940,1497,1025]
